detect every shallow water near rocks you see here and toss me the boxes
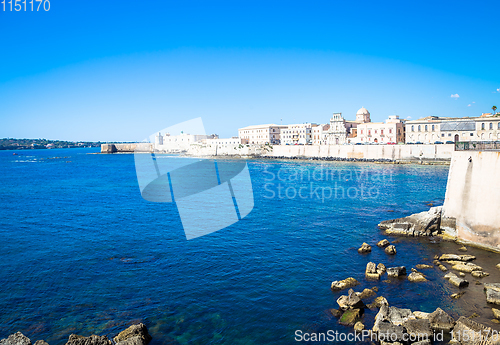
[1,148,500,345]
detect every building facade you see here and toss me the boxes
[405,114,500,144]
[238,124,286,145]
[356,115,405,144]
[281,123,318,145]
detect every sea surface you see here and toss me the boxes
[0,148,490,344]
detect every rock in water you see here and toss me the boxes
[368,296,388,309]
[377,263,386,275]
[33,342,49,345]
[439,254,476,262]
[386,266,406,278]
[458,246,467,252]
[428,307,455,332]
[492,308,500,319]
[471,271,489,278]
[484,283,500,305]
[357,288,377,300]
[331,277,360,291]
[337,293,365,310]
[113,324,152,345]
[415,264,433,269]
[377,206,442,236]
[385,245,397,255]
[377,239,390,248]
[65,335,112,345]
[358,242,372,254]
[365,262,380,279]
[408,272,427,282]
[0,333,31,345]
[353,321,364,331]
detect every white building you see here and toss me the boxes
[280,123,318,145]
[356,115,405,144]
[238,124,286,145]
[405,114,500,144]
[154,132,216,151]
[205,137,241,148]
[312,124,330,145]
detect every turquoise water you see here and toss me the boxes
[0,148,457,344]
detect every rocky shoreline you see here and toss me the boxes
[0,324,151,345]
[327,207,500,344]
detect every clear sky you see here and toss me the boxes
[1,0,499,141]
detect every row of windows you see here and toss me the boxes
[360,129,394,135]
[411,123,500,132]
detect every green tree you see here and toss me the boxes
[493,105,498,114]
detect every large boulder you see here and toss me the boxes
[484,283,500,305]
[0,333,31,345]
[331,277,360,291]
[402,318,432,339]
[451,316,500,344]
[337,291,365,310]
[378,206,442,236]
[428,307,455,332]
[65,335,112,345]
[377,239,390,248]
[452,262,482,273]
[113,324,151,345]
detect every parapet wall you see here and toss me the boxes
[443,151,500,250]
[265,144,454,160]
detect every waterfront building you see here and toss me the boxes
[356,115,406,144]
[312,124,330,145]
[205,137,242,148]
[154,132,216,151]
[405,113,500,144]
[238,124,286,145]
[325,107,371,144]
[280,123,318,145]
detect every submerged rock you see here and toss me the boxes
[353,321,364,331]
[471,271,489,278]
[415,264,433,269]
[493,308,500,319]
[331,277,360,291]
[368,296,388,309]
[452,262,483,273]
[339,308,362,326]
[113,324,151,345]
[358,242,372,254]
[0,332,31,345]
[378,206,442,236]
[357,288,377,300]
[65,335,112,345]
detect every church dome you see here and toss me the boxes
[356,107,370,116]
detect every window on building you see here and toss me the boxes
[425,125,428,131]
[411,125,414,132]
[482,123,485,130]
[418,125,421,131]
[432,125,435,131]
[389,129,392,134]
[381,130,384,135]
[470,133,473,136]
[442,133,445,137]
[490,123,493,130]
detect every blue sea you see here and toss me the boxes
[0,148,475,344]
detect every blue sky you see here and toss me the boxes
[1,0,499,141]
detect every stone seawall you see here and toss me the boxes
[101,143,153,153]
[443,151,500,251]
[265,144,454,161]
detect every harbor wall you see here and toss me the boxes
[443,151,500,250]
[265,144,454,160]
